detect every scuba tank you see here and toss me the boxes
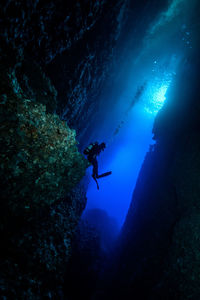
[83,142,98,155]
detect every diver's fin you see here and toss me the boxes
[97,171,112,178]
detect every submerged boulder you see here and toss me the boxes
[0,52,89,214]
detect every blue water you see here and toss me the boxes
[83,0,198,229]
[84,65,176,228]
[85,103,155,227]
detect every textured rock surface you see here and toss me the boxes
[0,48,88,212]
[64,218,105,300]
[0,0,129,297]
[45,0,128,142]
[0,0,128,144]
[0,184,87,299]
[0,0,108,63]
[64,209,119,299]
[0,43,89,298]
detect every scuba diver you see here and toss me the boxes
[83,142,112,190]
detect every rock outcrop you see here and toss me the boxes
[0,0,128,144]
[0,0,108,63]
[0,43,89,298]
[0,44,88,212]
[0,0,128,297]
[45,0,128,143]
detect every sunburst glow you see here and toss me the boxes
[145,81,171,114]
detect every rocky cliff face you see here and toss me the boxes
[0,43,89,298]
[0,184,87,299]
[0,0,128,144]
[45,0,128,143]
[100,55,200,299]
[0,0,128,298]
[64,209,119,299]
[0,0,108,63]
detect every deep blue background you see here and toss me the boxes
[83,0,199,228]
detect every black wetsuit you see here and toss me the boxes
[87,144,101,179]
[85,142,111,190]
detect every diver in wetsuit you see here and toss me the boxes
[83,142,112,190]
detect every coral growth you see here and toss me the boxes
[0,54,89,213]
[0,43,89,298]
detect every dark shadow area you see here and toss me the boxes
[64,209,119,299]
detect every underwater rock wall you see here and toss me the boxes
[0,43,89,298]
[65,209,119,299]
[45,0,128,143]
[0,0,128,144]
[0,0,108,63]
[100,60,200,299]
[64,217,106,300]
[0,184,87,299]
[0,1,129,297]
[0,45,88,211]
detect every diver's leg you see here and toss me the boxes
[92,159,99,190]
[92,174,99,190]
[93,159,98,178]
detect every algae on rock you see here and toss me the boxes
[0,44,89,298]
[0,48,89,213]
